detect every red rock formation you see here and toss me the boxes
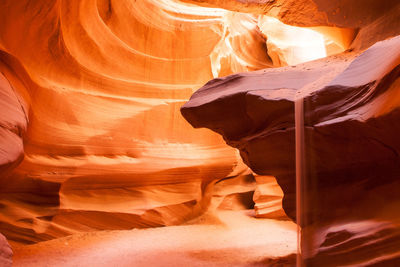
[0,0,263,244]
[183,0,400,49]
[0,53,29,176]
[182,34,400,217]
[1,2,400,266]
[303,220,400,266]
[0,233,12,267]
[181,50,353,219]
[182,0,399,28]
[253,176,286,219]
[211,166,256,211]
[0,0,357,245]
[182,35,400,264]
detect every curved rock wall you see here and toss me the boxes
[0,57,28,176]
[0,0,270,244]
[1,0,399,253]
[0,0,355,244]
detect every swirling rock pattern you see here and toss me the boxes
[0,0,358,245]
[1,1,399,260]
[0,0,275,244]
[0,58,27,176]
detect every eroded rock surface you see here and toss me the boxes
[0,0,266,244]
[182,35,400,264]
[0,233,12,267]
[0,0,360,245]
[253,176,286,219]
[0,54,28,176]
[183,0,400,50]
[0,0,399,252]
[182,0,399,28]
[182,35,400,221]
[303,220,400,266]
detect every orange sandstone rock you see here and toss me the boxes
[0,0,264,244]
[0,233,12,267]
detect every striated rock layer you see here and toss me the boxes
[181,36,400,264]
[0,0,359,245]
[0,0,399,251]
[253,176,286,219]
[0,0,273,244]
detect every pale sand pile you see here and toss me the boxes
[12,210,297,266]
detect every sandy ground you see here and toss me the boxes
[12,210,297,267]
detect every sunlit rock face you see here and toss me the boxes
[0,0,398,253]
[183,0,398,28]
[0,0,275,244]
[182,35,400,265]
[184,0,400,50]
[0,0,359,245]
[258,17,355,66]
[253,176,286,219]
[211,168,256,211]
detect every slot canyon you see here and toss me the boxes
[0,0,399,266]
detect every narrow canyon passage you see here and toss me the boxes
[1,0,400,266]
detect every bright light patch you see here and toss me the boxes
[258,16,327,66]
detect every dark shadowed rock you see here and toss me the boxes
[182,35,400,223]
[182,35,400,265]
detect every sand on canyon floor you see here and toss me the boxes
[12,210,297,267]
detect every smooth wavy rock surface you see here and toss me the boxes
[0,53,29,176]
[184,0,400,50]
[182,0,399,28]
[0,0,362,245]
[0,0,279,244]
[182,35,400,264]
[0,0,398,252]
